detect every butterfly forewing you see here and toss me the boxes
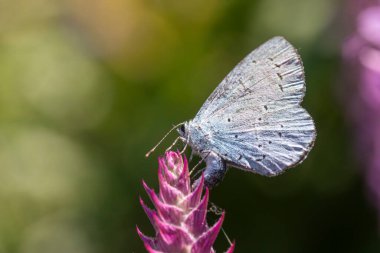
[191,36,315,176]
[195,37,305,121]
[211,106,315,176]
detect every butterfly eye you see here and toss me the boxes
[179,125,185,134]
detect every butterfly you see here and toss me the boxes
[147,37,316,188]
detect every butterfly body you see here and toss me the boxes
[176,36,315,188]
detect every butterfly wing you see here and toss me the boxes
[209,106,315,176]
[192,36,315,176]
[195,36,305,121]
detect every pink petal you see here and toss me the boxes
[154,214,194,251]
[143,242,164,253]
[165,151,183,175]
[158,166,184,205]
[143,181,183,224]
[177,154,191,194]
[191,213,225,253]
[140,197,157,229]
[184,188,209,237]
[136,226,155,247]
[225,242,236,253]
[163,152,191,195]
[159,157,177,184]
[156,202,183,225]
[181,173,204,209]
[142,180,159,205]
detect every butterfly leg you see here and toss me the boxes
[194,151,227,189]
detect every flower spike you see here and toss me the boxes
[138,151,235,253]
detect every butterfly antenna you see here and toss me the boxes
[145,122,185,157]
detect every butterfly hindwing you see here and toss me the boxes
[210,105,315,176]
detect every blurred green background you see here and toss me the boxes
[0,0,378,252]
